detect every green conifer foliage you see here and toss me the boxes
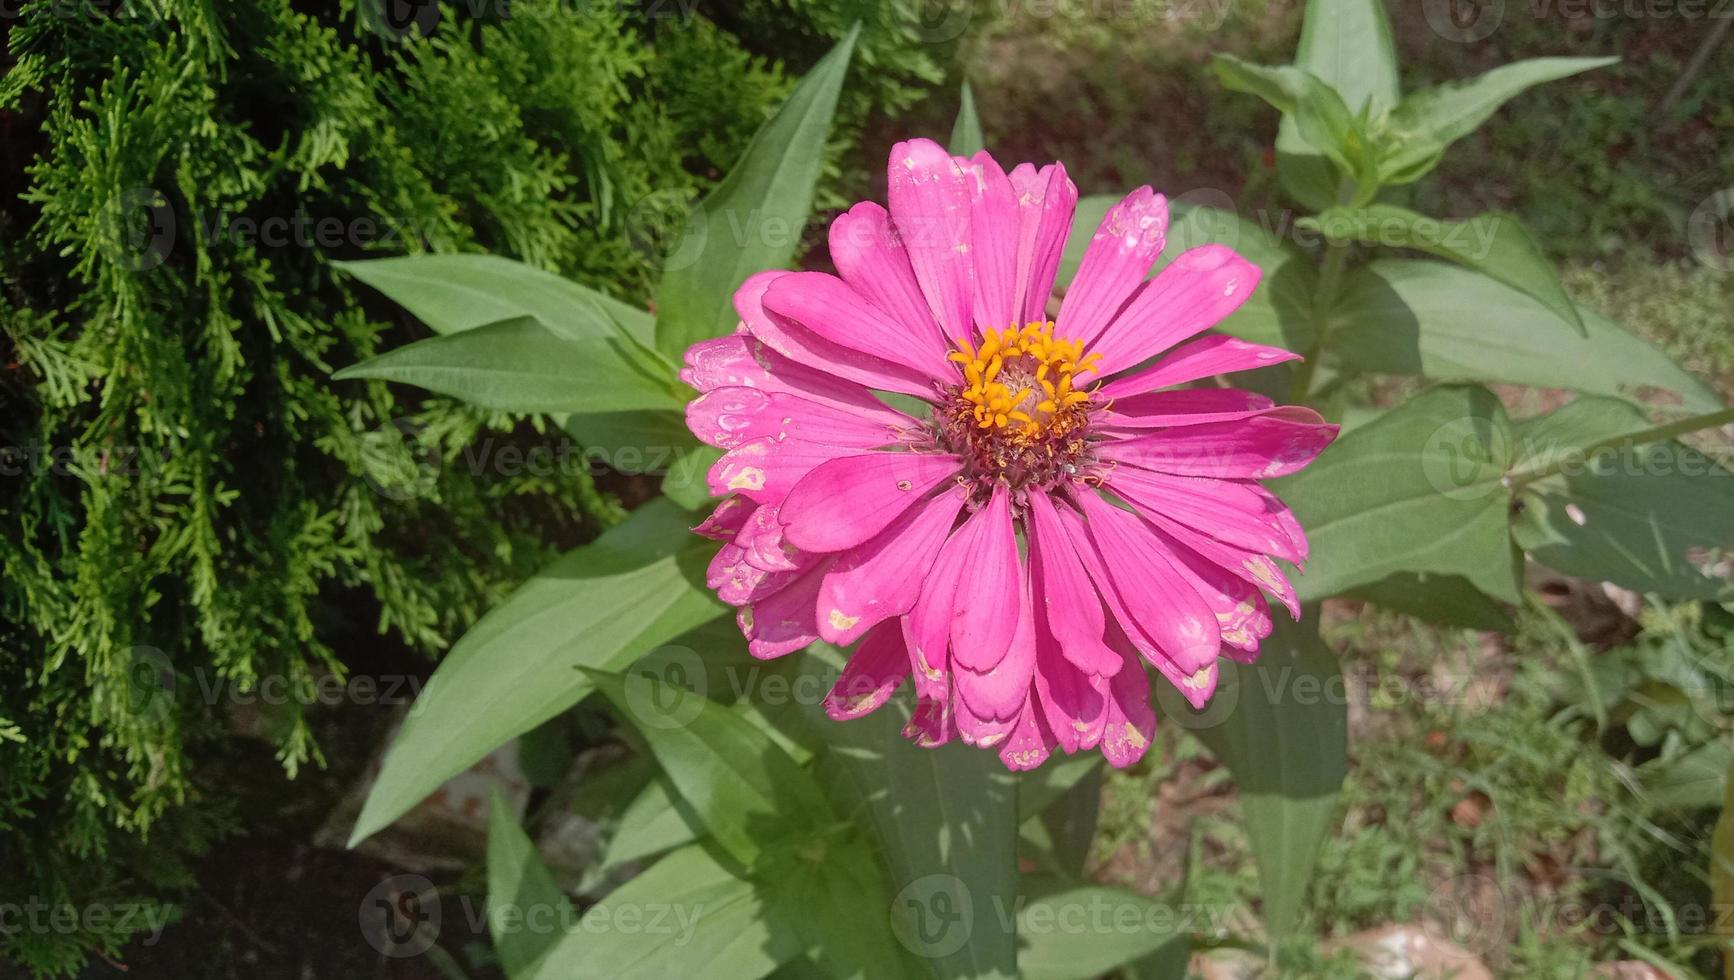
[0,2,939,972]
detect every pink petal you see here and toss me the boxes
[1146,510,1301,620]
[1247,482,1309,564]
[1068,491,1222,674]
[948,485,1021,673]
[1058,187,1168,347]
[904,523,974,696]
[708,542,799,606]
[1009,162,1078,323]
[682,331,901,418]
[693,497,755,541]
[829,201,946,347]
[738,270,937,399]
[1086,245,1262,375]
[904,694,955,747]
[961,152,1021,332]
[816,488,967,645]
[824,624,910,720]
[1033,622,1108,754]
[887,139,974,344]
[955,559,1037,723]
[1161,535,1274,657]
[739,563,829,659]
[707,437,845,505]
[953,690,1019,748]
[762,272,951,380]
[1025,491,1121,677]
[1099,335,1300,399]
[1098,406,1338,479]
[998,693,1057,771]
[1099,641,1157,767]
[687,386,910,450]
[1098,388,1275,430]
[779,451,962,553]
[1105,468,1306,564]
[734,504,802,572]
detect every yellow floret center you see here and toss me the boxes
[948,321,1101,443]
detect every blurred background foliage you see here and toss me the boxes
[0,0,1729,975]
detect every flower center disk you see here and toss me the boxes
[940,321,1101,494]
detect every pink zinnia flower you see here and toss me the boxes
[682,139,1337,770]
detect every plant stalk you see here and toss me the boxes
[1288,240,1351,403]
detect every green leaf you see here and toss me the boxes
[803,647,1018,980]
[582,667,835,870]
[1510,398,1734,599]
[1216,57,1377,202]
[1275,384,1522,603]
[1329,260,1722,413]
[486,792,575,978]
[522,842,803,980]
[1212,55,1310,114]
[1308,205,1584,333]
[601,775,704,875]
[762,835,911,980]
[349,499,726,847]
[664,445,723,512]
[1275,0,1400,209]
[335,316,682,415]
[1640,738,1731,811]
[1015,879,1191,980]
[654,28,857,356]
[1712,750,1734,977]
[1186,615,1347,942]
[336,253,655,347]
[1342,572,1514,632]
[1381,57,1619,183]
[950,81,985,157]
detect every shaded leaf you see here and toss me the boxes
[1016,878,1191,980]
[1343,572,1515,632]
[950,81,985,156]
[486,792,575,978]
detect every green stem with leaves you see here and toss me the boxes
[1288,239,1352,404]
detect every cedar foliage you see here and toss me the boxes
[0,1,939,972]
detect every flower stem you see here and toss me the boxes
[1288,240,1351,404]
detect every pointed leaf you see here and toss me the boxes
[1186,615,1346,942]
[1275,0,1400,208]
[349,499,726,846]
[950,82,985,156]
[1308,205,1584,332]
[486,792,575,978]
[335,316,681,415]
[654,28,858,356]
[1273,384,1521,603]
[1016,879,1191,980]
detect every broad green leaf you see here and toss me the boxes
[1186,616,1347,941]
[802,647,1018,980]
[1215,57,1377,199]
[1060,199,1315,351]
[560,410,696,477]
[1017,755,1103,822]
[950,81,985,157]
[583,668,835,869]
[1275,384,1522,603]
[1021,764,1103,880]
[1275,0,1400,209]
[349,499,726,846]
[336,253,655,347]
[1330,260,1722,413]
[654,28,857,356]
[1342,572,1514,632]
[664,445,723,511]
[1016,879,1191,980]
[522,842,803,980]
[1510,398,1734,599]
[1307,205,1584,333]
[1641,739,1731,810]
[601,775,704,875]
[486,792,575,978]
[335,316,682,415]
[763,834,911,980]
[1380,58,1619,183]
